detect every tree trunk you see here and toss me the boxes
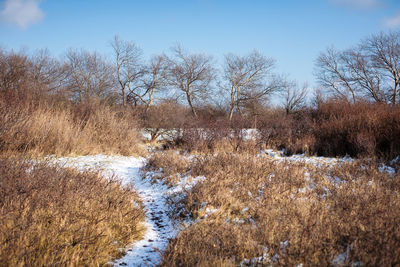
[122,88,126,107]
[186,92,197,117]
[145,88,155,112]
[228,86,236,121]
[228,105,235,121]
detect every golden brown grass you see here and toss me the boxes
[0,157,145,266]
[145,150,191,187]
[0,99,143,157]
[147,151,400,266]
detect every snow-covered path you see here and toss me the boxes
[52,155,180,267]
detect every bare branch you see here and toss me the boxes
[166,45,215,117]
[221,50,281,120]
[111,35,144,106]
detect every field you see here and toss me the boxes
[1,30,400,266]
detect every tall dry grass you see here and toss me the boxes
[0,157,145,266]
[312,101,400,159]
[147,151,400,266]
[0,98,143,156]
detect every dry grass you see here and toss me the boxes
[147,151,400,266]
[0,157,145,266]
[0,99,143,157]
[146,150,191,186]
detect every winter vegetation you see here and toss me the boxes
[1,30,400,266]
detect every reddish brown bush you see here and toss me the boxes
[257,109,315,155]
[312,101,400,159]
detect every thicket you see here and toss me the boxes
[2,33,400,160]
[0,95,143,156]
[0,157,145,266]
[154,100,400,160]
[0,49,145,266]
[146,152,400,266]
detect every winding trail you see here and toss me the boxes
[54,155,180,267]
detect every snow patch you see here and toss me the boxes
[50,155,193,267]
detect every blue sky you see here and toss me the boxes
[1,0,400,87]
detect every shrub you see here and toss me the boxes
[0,98,143,156]
[160,153,400,266]
[0,157,145,266]
[146,150,191,186]
[312,101,400,159]
[258,109,315,155]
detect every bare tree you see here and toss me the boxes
[65,49,116,102]
[111,36,143,106]
[365,31,400,105]
[0,48,68,99]
[140,55,169,111]
[0,49,31,94]
[243,99,265,128]
[142,100,188,142]
[222,50,281,120]
[312,88,326,108]
[30,49,67,94]
[283,81,308,115]
[341,48,384,103]
[315,47,357,103]
[166,45,215,117]
[315,31,400,105]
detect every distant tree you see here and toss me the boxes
[166,45,215,117]
[365,31,400,105]
[312,88,326,108]
[315,47,358,103]
[283,81,308,115]
[142,100,189,142]
[315,31,400,105]
[242,99,265,128]
[111,36,144,107]
[221,50,282,120]
[0,48,68,100]
[65,49,116,102]
[140,55,169,111]
[0,49,31,94]
[30,49,67,94]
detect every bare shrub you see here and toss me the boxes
[312,101,400,158]
[178,121,232,153]
[141,100,189,142]
[258,109,315,155]
[0,99,143,156]
[163,220,259,266]
[160,153,400,266]
[167,115,261,154]
[0,157,145,266]
[146,150,191,186]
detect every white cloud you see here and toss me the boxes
[0,0,44,29]
[330,0,382,9]
[384,11,400,28]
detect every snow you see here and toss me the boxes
[47,150,397,266]
[260,149,354,166]
[49,155,190,267]
[141,128,261,142]
[379,164,396,176]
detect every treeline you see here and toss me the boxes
[0,36,302,114]
[1,31,400,158]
